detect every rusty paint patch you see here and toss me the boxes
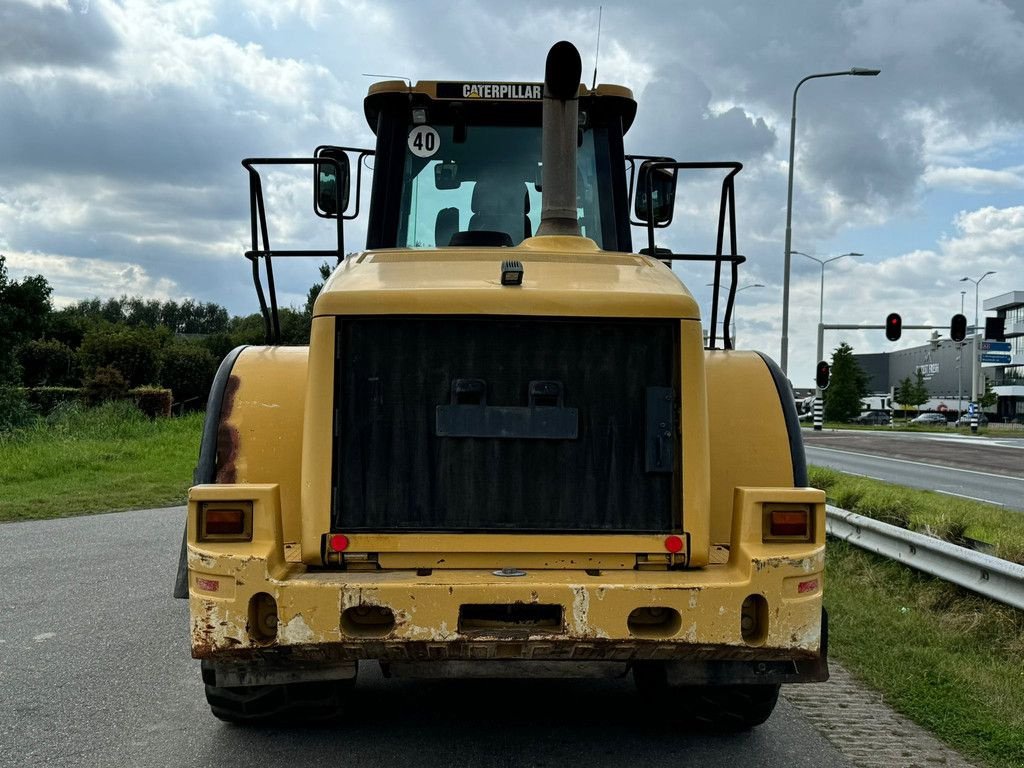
[215,374,241,483]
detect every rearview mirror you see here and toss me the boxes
[315,147,350,216]
[435,161,460,190]
[634,163,677,225]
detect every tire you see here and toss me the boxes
[631,662,780,730]
[202,662,356,724]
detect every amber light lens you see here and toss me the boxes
[770,509,809,538]
[199,503,252,541]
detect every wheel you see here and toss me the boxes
[685,683,780,730]
[631,662,780,730]
[202,662,356,724]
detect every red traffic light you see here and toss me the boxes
[885,312,902,341]
[815,360,830,389]
[950,313,967,342]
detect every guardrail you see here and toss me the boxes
[825,505,1024,611]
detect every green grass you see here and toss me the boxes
[0,401,203,522]
[826,541,1024,768]
[809,465,1024,564]
[811,465,1024,767]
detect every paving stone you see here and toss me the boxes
[782,662,980,768]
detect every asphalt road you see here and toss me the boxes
[0,507,855,768]
[804,429,1024,511]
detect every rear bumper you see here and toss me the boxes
[188,493,827,685]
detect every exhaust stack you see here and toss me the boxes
[536,41,582,237]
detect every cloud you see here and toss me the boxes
[923,165,1024,191]
[0,0,120,72]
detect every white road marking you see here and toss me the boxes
[935,489,1004,505]
[33,632,55,642]
[839,471,885,482]
[805,446,1024,481]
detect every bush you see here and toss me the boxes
[0,386,34,433]
[24,387,83,414]
[17,339,78,386]
[131,387,172,419]
[84,366,129,404]
[78,325,167,387]
[159,341,216,406]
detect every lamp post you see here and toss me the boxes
[960,271,996,432]
[791,251,863,431]
[706,282,765,345]
[780,67,881,376]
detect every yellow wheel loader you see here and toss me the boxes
[175,41,827,727]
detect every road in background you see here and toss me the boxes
[804,430,1024,510]
[0,507,854,768]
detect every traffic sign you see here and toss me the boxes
[981,353,1011,363]
[981,341,1011,352]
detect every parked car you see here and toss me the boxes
[910,413,948,425]
[853,410,891,425]
[956,413,989,426]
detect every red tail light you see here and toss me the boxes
[329,534,350,552]
[763,506,812,541]
[198,502,252,541]
[664,535,683,553]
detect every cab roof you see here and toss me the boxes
[364,80,637,135]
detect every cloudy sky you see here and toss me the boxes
[2,0,1023,386]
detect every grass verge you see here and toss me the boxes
[0,401,203,522]
[809,465,1024,564]
[811,465,1024,767]
[826,541,1024,768]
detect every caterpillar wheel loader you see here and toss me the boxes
[174,41,827,728]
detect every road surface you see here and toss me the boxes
[804,429,1024,510]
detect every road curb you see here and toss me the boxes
[783,662,979,767]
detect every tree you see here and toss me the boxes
[979,376,998,410]
[305,261,335,315]
[159,341,217,405]
[0,254,53,384]
[823,342,869,423]
[78,325,168,387]
[895,370,929,415]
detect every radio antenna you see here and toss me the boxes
[591,6,603,90]
[361,73,412,88]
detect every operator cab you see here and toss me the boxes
[348,81,637,252]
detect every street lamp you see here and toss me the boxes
[706,282,765,345]
[790,253,864,434]
[960,271,996,432]
[790,250,863,370]
[779,67,881,376]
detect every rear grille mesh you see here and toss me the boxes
[333,316,677,532]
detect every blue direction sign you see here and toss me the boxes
[981,341,1011,352]
[981,353,1011,363]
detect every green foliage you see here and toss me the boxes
[61,296,229,334]
[84,366,129,404]
[823,341,869,423]
[305,261,335,314]
[78,325,168,387]
[0,403,204,522]
[131,386,173,418]
[979,377,998,409]
[24,387,83,414]
[17,339,78,387]
[895,369,930,413]
[159,341,217,404]
[0,254,53,384]
[0,386,34,433]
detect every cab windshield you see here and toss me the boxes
[396,123,604,248]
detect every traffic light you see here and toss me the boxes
[815,360,830,389]
[985,317,1006,342]
[950,313,967,342]
[885,312,902,341]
